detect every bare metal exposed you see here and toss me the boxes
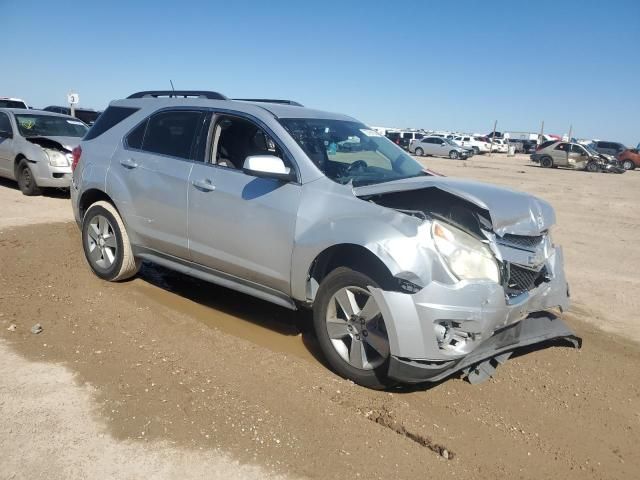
[70,90,579,389]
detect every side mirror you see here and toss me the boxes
[242,155,295,182]
[0,130,13,139]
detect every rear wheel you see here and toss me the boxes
[313,268,395,390]
[540,156,553,168]
[16,160,42,196]
[82,201,140,281]
[472,146,480,155]
[449,150,459,160]
[414,147,424,156]
[622,159,635,170]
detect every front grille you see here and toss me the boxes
[500,233,544,250]
[506,264,547,295]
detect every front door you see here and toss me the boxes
[108,109,206,259]
[188,113,301,294]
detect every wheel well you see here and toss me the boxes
[307,244,397,303]
[14,154,26,176]
[78,189,116,221]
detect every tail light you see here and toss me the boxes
[71,146,82,171]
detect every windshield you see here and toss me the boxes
[280,118,427,186]
[443,138,458,146]
[14,114,88,138]
[583,144,599,155]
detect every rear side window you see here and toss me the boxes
[141,110,203,160]
[126,120,147,149]
[84,106,138,141]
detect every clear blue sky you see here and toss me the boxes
[3,0,639,144]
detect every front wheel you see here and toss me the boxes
[449,150,459,159]
[17,160,42,196]
[622,159,635,170]
[414,147,424,156]
[585,161,599,173]
[82,200,141,281]
[313,268,395,390]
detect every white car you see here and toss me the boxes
[0,97,28,109]
[491,138,509,153]
[452,135,492,154]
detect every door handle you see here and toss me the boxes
[120,158,138,169]
[192,179,216,191]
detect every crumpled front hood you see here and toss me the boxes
[353,176,555,236]
[25,135,81,152]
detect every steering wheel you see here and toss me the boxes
[346,160,368,173]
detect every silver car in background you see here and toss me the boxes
[70,90,578,389]
[0,108,87,195]
[409,136,471,159]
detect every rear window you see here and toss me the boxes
[75,110,101,125]
[0,99,27,109]
[84,106,138,141]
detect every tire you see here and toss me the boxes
[313,267,395,390]
[82,200,140,281]
[540,156,553,168]
[472,146,480,155]
[585,161,599,173]
[16,160,42,196]
[622,160,635,170]
[449,150,459,160]
[414,147,424,156]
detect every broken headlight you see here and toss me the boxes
[44,149,72,167]
[431,220,500,283]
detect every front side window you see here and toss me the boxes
[209,115,286,170]
[0,112,12,133]
[280,118,428,186]
[570,144,586,154]
[14,114,88,137]
[142,110,203,160]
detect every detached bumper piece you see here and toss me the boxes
[388,313,581,385]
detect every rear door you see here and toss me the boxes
[552,142,570,166]
[188,112,301,294]
[110,109,207,259]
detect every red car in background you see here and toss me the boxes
[619,148,640,170]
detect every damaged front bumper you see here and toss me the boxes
[370,247,579,384]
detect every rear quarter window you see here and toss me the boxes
[84,106,139,141]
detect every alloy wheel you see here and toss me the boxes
[325,286,389,370]
[86,214,118,269]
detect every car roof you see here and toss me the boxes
[110,97,358,122]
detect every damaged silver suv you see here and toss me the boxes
[71,91,579,389]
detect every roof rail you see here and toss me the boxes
[234,98,303,107]
[127,90,228,100]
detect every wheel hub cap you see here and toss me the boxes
[325,286,390,370]
[86,214,117,269]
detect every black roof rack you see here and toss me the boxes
[234,98,303,107]
[127,90,227,100]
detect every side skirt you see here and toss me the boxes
[132,246,297,311]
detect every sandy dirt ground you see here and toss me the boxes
[0,155,639,479]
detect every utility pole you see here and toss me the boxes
[489,120,497,154]
[539,120,544,145]
[568,124,573,142]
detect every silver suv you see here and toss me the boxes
[71,90,578,389]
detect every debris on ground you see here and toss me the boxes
[30,324,43,334]
[7,324,17,332]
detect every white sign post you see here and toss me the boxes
[67,92,79,118]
